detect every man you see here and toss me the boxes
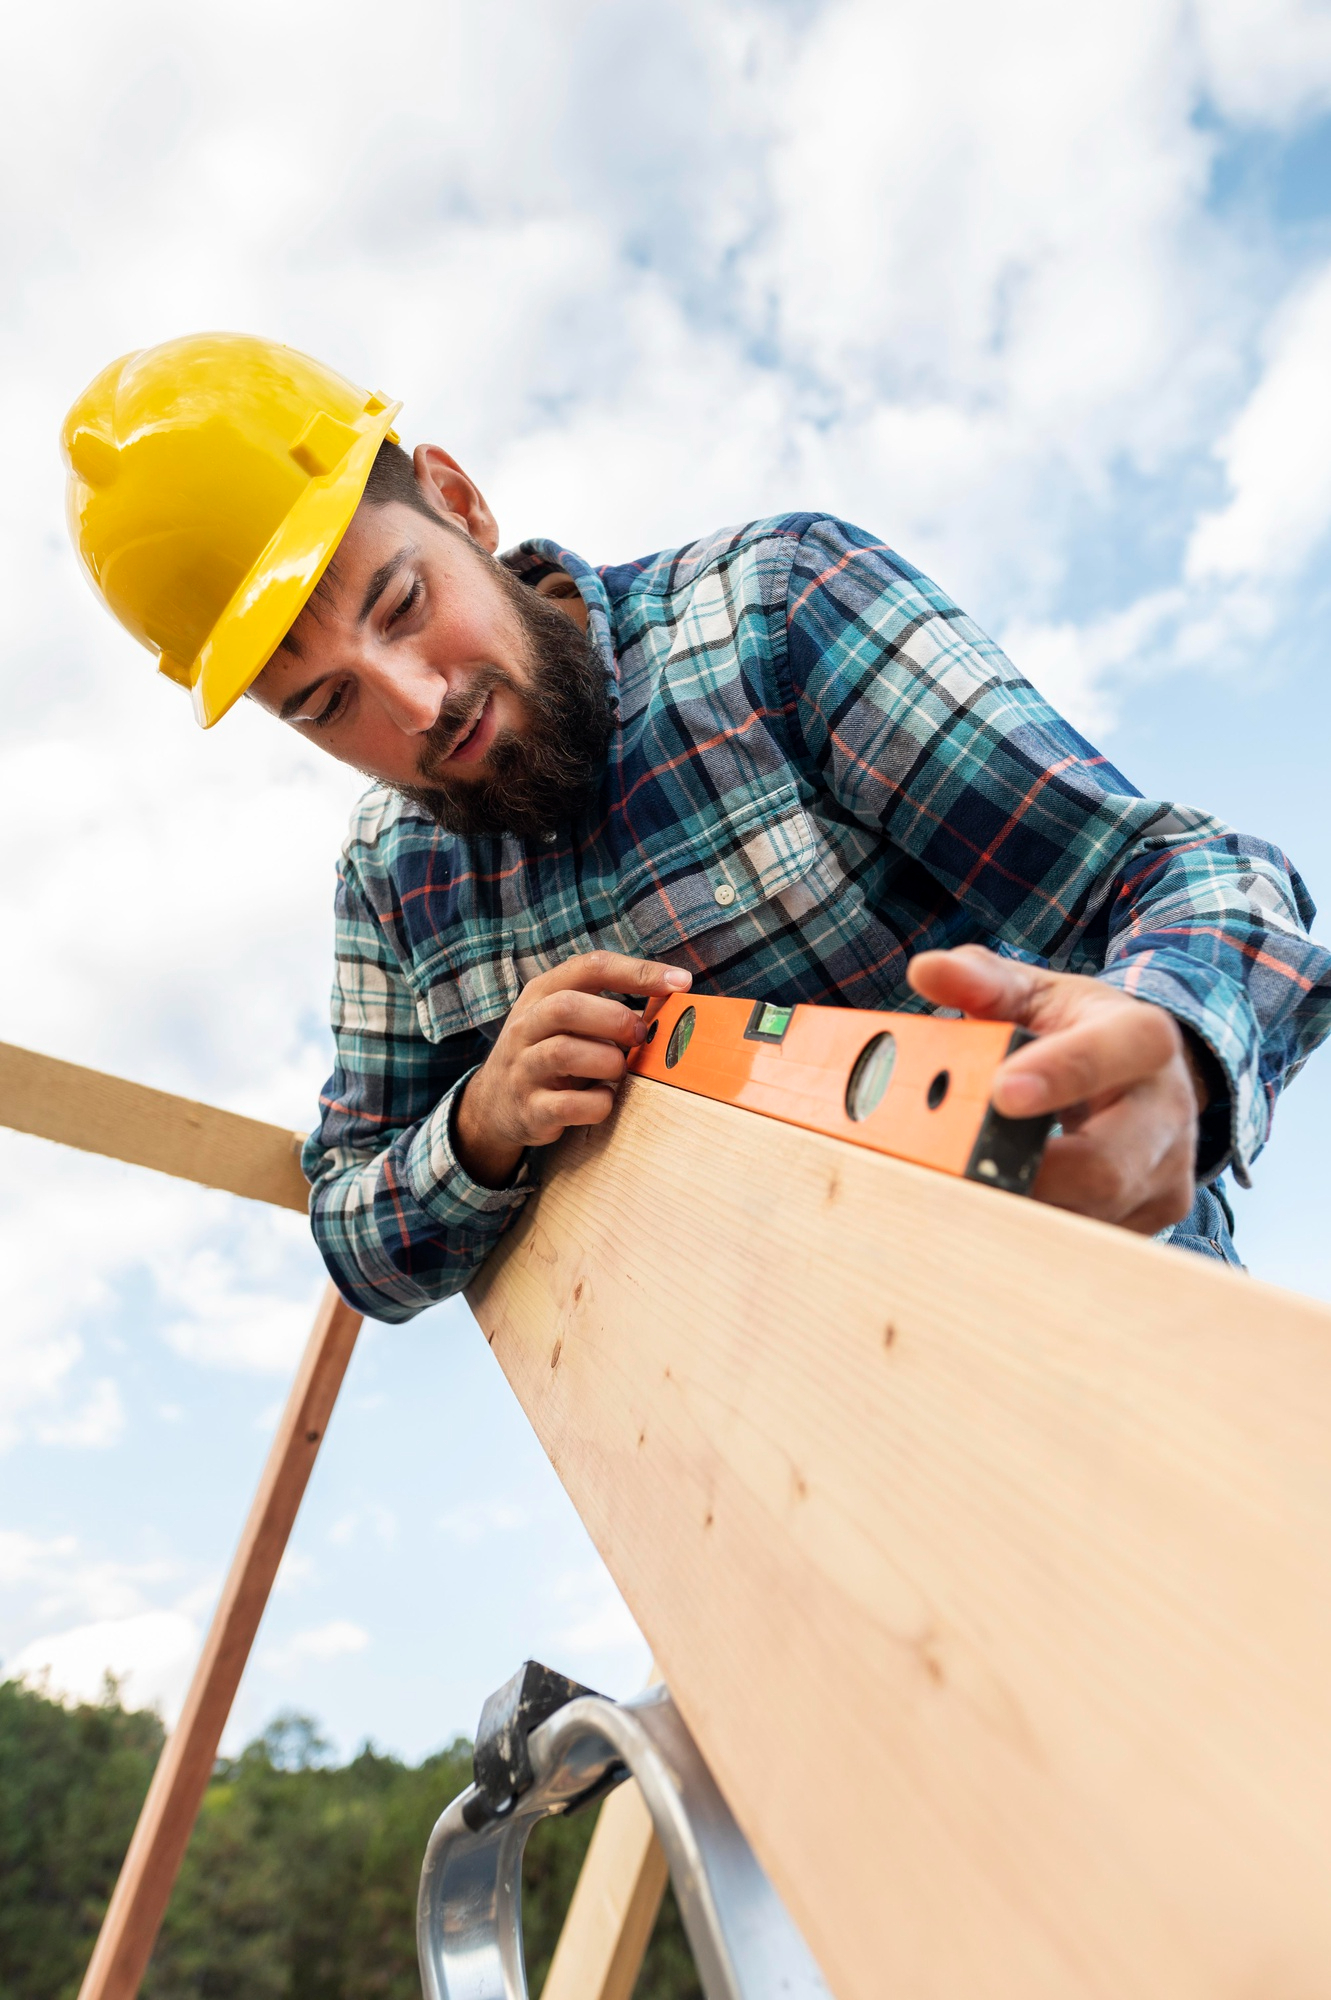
[62,334,1331,1320]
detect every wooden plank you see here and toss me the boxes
[0,1040,309,1211]
[468,1075,1331,2000]
[541,1778,669,2000]
[78,1284,363,2000]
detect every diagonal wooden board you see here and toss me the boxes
[76,1285,363,2000]
[540,1774,669,2000]
[8,1037,1331,1996]
[0,1039,309,1211]
[467,1074,1331,2000]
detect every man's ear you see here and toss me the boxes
[412,444,500,553]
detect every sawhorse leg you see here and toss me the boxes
[77,1283,363,2000]
[542,1774,670,2000]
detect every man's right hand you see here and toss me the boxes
[453,951,693,1188]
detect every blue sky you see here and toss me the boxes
[4,0,1331,1761]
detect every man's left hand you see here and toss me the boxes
[907,944,1209,1234]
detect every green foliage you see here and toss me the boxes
[0,1680,700,2000]
[0,1674,163,2000]
[523,1813,700,2000]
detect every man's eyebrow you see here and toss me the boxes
[279,676,333,722]
[358,544,416,624]
[276,545,418,718]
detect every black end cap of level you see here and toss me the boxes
[464,1660,602,1830]
[963,1027,1054,1196]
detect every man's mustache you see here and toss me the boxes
[415,666,511,782]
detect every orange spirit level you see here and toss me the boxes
[627,995,1052,1194]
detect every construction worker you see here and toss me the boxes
[62,334,1331,1320]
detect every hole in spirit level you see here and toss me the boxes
[665,1006,697,1069]
[846,1032,898,1122]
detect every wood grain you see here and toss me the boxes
[78,1285,363,2000]
[0,1040,309,1211]
[541,1779,669,2000]
[468,1075,1331,2000]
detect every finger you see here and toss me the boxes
[991,1005,1181,1118]
[907,945,1050,1022]
[1032,1088,1194,1225]
[519,989,651,1052]
[532,950,692,1001]
[1119,1184,1198,1237]
[525,1035,629,1088]
[528,1084,617,1137]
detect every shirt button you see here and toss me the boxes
[713,882,736,907]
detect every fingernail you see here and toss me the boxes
[663,969,691,990]
[995,1073,1047,1116]
[633,1020,647,1043]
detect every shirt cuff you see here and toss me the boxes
[1095,950,1266,1187]
[402,1068,536,1227]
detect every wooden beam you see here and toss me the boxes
[0,1040,309,1211]
[78,1284,362,2000]
[468,1076,1331,2000]
[540,1778,669,2000]
[15,1037,1331,1990]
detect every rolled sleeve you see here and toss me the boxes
[402,1069,534,1228]
[1096,949,1262,1180]
[302,849,534,1323]
[1092,822,1330,1184]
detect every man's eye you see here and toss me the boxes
[388,579,422,625]
[310,686,346,729]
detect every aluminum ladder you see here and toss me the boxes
[417,1661,832,2000]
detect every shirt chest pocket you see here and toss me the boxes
[618,781,823,957]
[402,783,827,1043]
[407,943,522,1047]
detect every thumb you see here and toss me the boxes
[907,944,1047,1023]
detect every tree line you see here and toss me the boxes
[0,1677,699,1998]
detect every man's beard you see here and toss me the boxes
[393,566,614,843]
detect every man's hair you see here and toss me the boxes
[359,437,446,526]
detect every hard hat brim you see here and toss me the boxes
[185,401,403,728]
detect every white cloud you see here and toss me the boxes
[34,1377,125,1450]
[0,1529,217,1736]
[436,1501,528,1547]
[0,1529,78,1590]
[327,1505,398,1550]
[157,1243,325,1376]
[274,1548,315,1595]
[9,1609,200,1722]
[262,1619,369,1675]
[0,1131,327,1452]
[1195,0,1331,123]
[1187,261,1331,584]
[0,1525,183,1627]
[998,588,1187,737]
[546,1563,645,1657]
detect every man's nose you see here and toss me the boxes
[364,656,448,735]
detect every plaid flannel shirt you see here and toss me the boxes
[303,514,1331,1322]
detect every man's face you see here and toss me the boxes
[249,478,612,838]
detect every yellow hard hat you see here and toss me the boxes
[61,332,402,728]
